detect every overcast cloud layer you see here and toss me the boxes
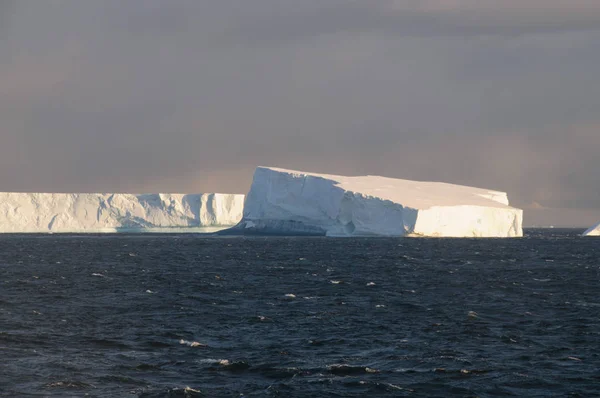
[1,1,599,226]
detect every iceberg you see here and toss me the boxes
[233,167,523,237]
[582,222,600,236]
[0,192,244,233]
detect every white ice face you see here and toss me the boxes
[239,167,523,238]
[582,222,600,236]
[0,192,244,233]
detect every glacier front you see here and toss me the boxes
[582,222,600,236]
[234,167,523,237]
[0,192,244,233]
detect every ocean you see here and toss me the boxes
[1,229,598,397]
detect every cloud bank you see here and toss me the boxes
[1,1,599,226]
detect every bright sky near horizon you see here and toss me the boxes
[1,1,599,227]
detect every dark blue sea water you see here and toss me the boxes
[1,229,599,397]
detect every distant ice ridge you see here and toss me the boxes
[0,193,244,233]
[582,222,600,236]
[233,167,523,237]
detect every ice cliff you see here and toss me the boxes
[582,222,600,236]
[234,167,523,237]
[0,193,244,233]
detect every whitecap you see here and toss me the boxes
[196,358,228,364]
[179,339,207,348]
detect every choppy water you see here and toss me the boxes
[1,229,599,397]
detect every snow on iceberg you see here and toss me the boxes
[233,167,523,237]
[582,222,600,236]
[0,192,244,233]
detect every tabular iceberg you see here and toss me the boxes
[233,167,523,237]
[582,222,600,236]
[0,192,244,233]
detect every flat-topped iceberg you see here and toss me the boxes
[233,167,523,237]
[582,222,600,236]
[0,192,244,233]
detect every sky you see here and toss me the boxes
[1,1,599,227]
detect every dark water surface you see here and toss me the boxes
[1,230,599,397]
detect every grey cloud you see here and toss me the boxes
[0,1,599,227]
[223,0,600,44]
[0,0,16,30]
